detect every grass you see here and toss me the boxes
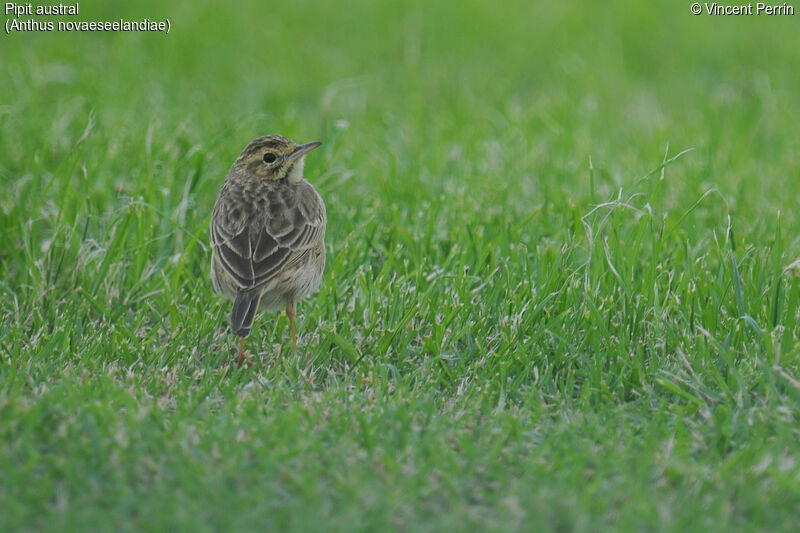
[2,0,800,530]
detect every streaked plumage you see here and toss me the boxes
[210,135,326,365]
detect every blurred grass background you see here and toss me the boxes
[2,1,800,531]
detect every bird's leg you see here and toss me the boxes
[286,300,297,353]
[237,337,246,368]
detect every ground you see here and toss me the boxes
[1,1,799,531]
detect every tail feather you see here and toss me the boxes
[230,291,261,337]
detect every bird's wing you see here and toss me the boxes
[211,182,325,290]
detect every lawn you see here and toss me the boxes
[2,1,800,531]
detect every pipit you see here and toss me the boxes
[210,135,326,366]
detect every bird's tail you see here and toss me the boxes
[230,291,261,337]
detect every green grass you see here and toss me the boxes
[2,0,800,531]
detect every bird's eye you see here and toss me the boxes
[263,152,277,164]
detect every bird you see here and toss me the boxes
[210,135,326,367]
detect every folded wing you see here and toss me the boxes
[211,182,325,290]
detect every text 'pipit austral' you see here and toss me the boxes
[210,135,326,366]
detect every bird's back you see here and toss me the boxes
[210,175,326,307]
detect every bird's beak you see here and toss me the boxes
[289,141,322,161]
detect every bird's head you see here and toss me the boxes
[232,135,322,181]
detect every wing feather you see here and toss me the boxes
[211,180,325,291]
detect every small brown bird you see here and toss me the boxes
[210,135,326,366]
